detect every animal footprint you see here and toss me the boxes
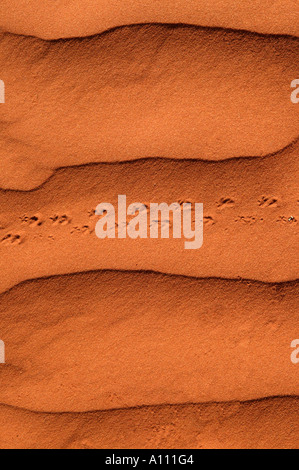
[217,197,235,209]
[178,199,194,206]
[276,215,297,224]
[88,209,97,219]
[258,196,278,208]
[20,213,44,227]
[71,225,92,235]
[1,232,24,246]
[236,216,256,225]
[203,216,215,225]
[50,214,72,226]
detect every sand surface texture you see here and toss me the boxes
[0,4,299,450]
[0,398,299,449]
[0,271,298,411]
[0,144,298,292]
[0,25,298,190]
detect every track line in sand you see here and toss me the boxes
[0,9,298,449]
[0,142,298,291]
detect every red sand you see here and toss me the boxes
[0,142,298,293]
[0,398,299,449]
[0,25,298,190]
[0,6,298,450]
[0,271,298,412]
[1,0,299,39]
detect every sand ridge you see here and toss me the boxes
[0,270,299,412]
[1,0,299,39]
[0,142,298,293]
[0,24,298,190]
[0,397,299,449]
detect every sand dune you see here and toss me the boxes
[0,25,298,190]
[0,144,298,292]
[0,397,298,449]
[0,271,298,412]
[1,3,299,450]
[1,0,299,39]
